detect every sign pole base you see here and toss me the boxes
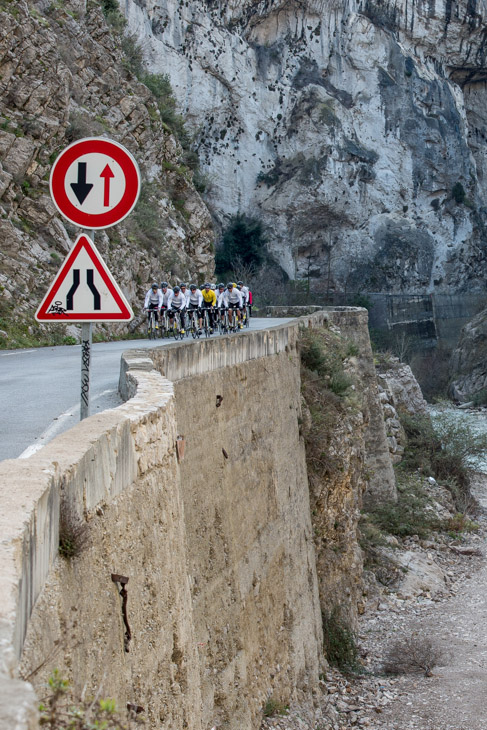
[80,322,92,420]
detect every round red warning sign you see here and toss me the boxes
[50,137,140,229]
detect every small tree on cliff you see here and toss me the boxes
[215,213,269,276]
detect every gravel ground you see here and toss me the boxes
[261,474,487,730]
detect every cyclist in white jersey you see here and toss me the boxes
[237,281,249,304]
[144,283,163,327]
[159,281,173,309]
[167,285,187,333]
[237,281,250,324]
[186,284,203,332]
[179,283,188,304]
[221,282,243,328]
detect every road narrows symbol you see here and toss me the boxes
[86,270,101,310]
[35,234,133,322]
[66,269,80,310]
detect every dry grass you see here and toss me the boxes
[383,634,445,677]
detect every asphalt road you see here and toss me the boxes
[0,318,292,462]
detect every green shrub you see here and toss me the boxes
[58,502,88,559]
[262,697,288,717]
[39,670,138,728]
[400,411,487,506]
[299,327,353,396]
[322,607,359,672]
[121,34,144,78]
[472,388,487,407]
[215,213,269,276]
[446,512,478,534]
[366,470,442,539]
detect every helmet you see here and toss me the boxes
[227,282,233,289]
[180,283,187,289]
[218,282,225,289]
[151,282,158,289]
[204,282,210,288]
[237,281,244,286]
[190,283,197,291]
[160,281,168,288]
[173,285,180,293]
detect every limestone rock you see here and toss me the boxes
[125,0,487,294]
[374,354,428,461]
[450,309,487,401]
[0,0,214,343]
[385,549,447,598]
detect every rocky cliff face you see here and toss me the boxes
[450,308,487,400]
[125,0,487,294]
[0,0,214,346]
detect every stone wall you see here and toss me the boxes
[0,311,394,729]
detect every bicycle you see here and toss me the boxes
[146,308,158,340]
[202,308,212,338]
[228,306,240,333]
[187,308,200,338]
[219,307,230,335]
[242,305,250,328]
[170,310,185,340]
[159,308,170,338]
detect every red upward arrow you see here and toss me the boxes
[100,164,115,207]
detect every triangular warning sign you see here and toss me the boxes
[35,234,134,322]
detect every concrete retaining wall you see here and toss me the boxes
[0,310,393,729]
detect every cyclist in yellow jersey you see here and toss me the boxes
[201,282,217,332]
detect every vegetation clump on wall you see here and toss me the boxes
[299,324,367,632]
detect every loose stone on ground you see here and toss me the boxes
[261,476,487,730]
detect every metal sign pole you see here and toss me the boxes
[80,321,92,420]
[80,229,94,420]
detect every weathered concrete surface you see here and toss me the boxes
[173,353,323,729]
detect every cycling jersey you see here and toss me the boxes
[167,292,187,310]
[221,288,243,307]
[144,288,163,309]
[201,289,217,306]
[160,288,173,307]
[187,289,203,308]
[238,285,249,304]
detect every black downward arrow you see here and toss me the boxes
[70,162,93,205]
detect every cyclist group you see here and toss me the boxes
[143,281,252,337]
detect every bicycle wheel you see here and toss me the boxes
[147,311,155,339]
[159,311,166,338]
[219,310,226,334]
[203,309,210,337]
[179,314,186,340]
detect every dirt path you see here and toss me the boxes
[363,542,487,730]
[262,486,487,730]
